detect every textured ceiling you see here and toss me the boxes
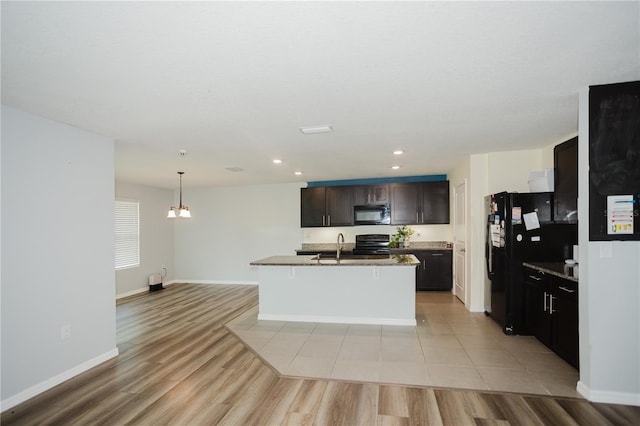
[2,1,639,189]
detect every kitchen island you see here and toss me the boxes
[250,254,419,326]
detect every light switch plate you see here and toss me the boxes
[599,242,613,258]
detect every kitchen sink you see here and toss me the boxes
[310,253,390,260]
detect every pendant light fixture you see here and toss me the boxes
[167,171,191,218]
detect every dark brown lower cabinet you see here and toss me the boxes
[524,267,579,370]
[395,249,452,291]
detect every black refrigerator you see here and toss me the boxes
[485,192,577,335]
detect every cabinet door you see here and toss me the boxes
[421,181,450,224]
[524,269,551,344]
[369,184,390,204]
[412,251,427,291]
[326,186,353,226]
[353,186,370,206]
[554,137,578,223]
[552,277,579,369]
[301,187,326,227]
[353,184,389,205]
[419,250,452,291]
[390,183,419,224]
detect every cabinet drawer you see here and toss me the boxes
[524,268,547,285]
[553,278,578,301]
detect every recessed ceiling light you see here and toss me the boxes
[273,159,282,164]
[392,165,401,170]
[393,150,404,155]
[299,125,333,134]
[294,171,303,175]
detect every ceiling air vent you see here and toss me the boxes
[299,125,333,134]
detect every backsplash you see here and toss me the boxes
[301,224,453,244]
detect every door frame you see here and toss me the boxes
[453,179,468,305]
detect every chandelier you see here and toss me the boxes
[167,171,191,218]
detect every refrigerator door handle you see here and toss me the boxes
[485,222,493,278]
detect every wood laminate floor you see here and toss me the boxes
[3,283,639,425]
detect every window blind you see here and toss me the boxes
[115,200,140,270]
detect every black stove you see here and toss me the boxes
[353,234,391,256]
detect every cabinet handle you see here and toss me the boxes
[558,286,575,294]
[543,291,548,312]
[322,215,326,227]
[549,295,556,314]
[528,275,542,281]
[423,260,426,269]
[416,212,419,223]
[327,215,331,227]
[431,253,443,256]
[421,212,424,223]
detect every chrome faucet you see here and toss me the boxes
[336,233,345,262]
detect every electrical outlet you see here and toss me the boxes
[61,325,71,340]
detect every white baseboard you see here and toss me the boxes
[177,279,258,286]
[116,280,240,299]
[0,347,119,413]
[116,286,149,299]
[577,380,640,407]
[116,280,257,299]
[257,313,416,326]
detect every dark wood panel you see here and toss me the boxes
[554,137,578,222]
[589,80,640,241]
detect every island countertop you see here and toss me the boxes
[251,254,419,267]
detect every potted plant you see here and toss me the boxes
[390,225,414,248]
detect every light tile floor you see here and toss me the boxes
[226,292,581,398]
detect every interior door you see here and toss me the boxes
[453,180,467,303]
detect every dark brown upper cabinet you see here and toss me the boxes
[554,137,578,223]
[390,181,450,225]
[301,186,353,227]
[353,184,390,205]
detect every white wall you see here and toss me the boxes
[1,106,118,410]
[487,148,547,194]
[174,182,306,283]
[302,223,452,245]
[465,149,547,312]
[174,182,453,284]
[115,182,175,298]
[576,89,640,406]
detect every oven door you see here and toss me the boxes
[354,205,390,225]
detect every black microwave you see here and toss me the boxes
[354,204,391,225]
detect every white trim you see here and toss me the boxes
[115,280,178,299]
[115,279,259,300]
[257,313,417,326]
[0,348,119,413]
[116,286,149,299]
[577,381,640,407]
[177,279,258,286]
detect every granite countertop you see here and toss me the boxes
[523,261,579,282]
[297,241,451,254]
[251,254,420,267]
